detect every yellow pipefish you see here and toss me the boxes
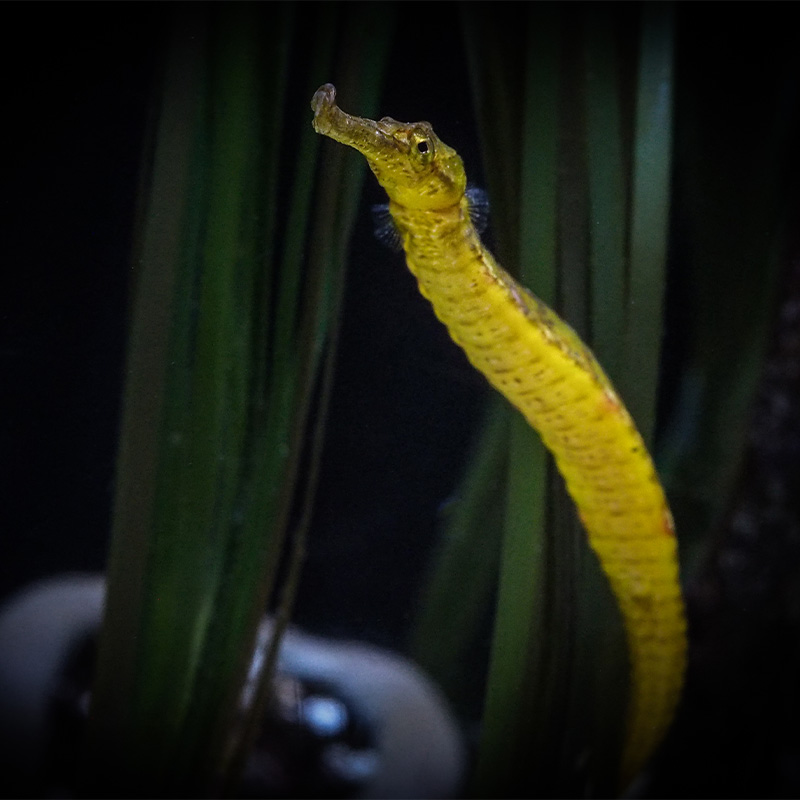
[311,83,686,784]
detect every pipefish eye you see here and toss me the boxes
[408,128,433,158]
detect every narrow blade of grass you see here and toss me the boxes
[573,11,633,790]
[584,8,628,385]
[657,7,790,574]
[624,3,674,447]
[460,4,523,265]
[470,6,565,795]
[82,12,206,790]
[409,399,509,714]
[221,4,396,786]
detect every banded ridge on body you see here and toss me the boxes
[311,83,686,785]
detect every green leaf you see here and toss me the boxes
[623,3,674,447]
[409,399,509,716]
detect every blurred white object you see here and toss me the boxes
[0,573,104,783]
[256,618,466,799]
[0,574,465,798]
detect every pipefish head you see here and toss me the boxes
[312,83,467,211]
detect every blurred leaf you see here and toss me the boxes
[623,3,674,447]
[222,4,396,783]
[658,6,790,574]
[408,399,508,715]
[584,7,627,385]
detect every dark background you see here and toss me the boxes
[1,6,157,602]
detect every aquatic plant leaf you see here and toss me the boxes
[82,4,394,794]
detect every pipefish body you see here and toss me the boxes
[311,83,686,786]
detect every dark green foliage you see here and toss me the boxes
[83,5,393,794]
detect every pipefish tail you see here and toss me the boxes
[311,83,686,787]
